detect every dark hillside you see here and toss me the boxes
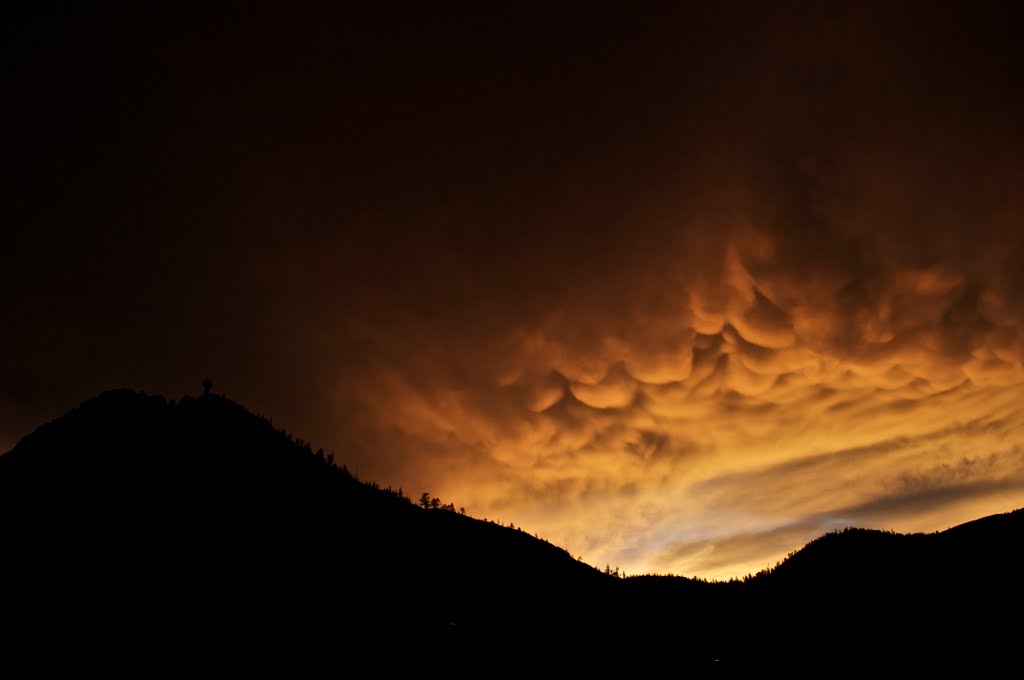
[3,389,1022,670]
[0,390,617,669]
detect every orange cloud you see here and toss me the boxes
[329,208,1024,582]
[5,0,1024,590]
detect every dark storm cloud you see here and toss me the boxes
[5,2,1024,578]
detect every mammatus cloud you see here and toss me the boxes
[5,2,1024,582]
[331,207,1024,580]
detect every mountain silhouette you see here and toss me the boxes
[2,389,1021,670]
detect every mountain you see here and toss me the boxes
[0,389,616,671]
[2,389,1021,670]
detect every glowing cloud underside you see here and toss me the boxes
[301,7,1024,582]
[341,209,1024,581]
[6,2,1024,585]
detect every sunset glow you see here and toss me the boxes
[340,226,1024,580]
[5,3,1024,581]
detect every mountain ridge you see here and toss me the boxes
[2,388,1021,668]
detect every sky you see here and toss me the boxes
[5,2,1024,580]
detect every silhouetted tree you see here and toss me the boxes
[202,378,213,397]
[419,492,431,509]
[430,497,441,510]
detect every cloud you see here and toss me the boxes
[329,197,1024,578]
[642,443,1024,580]
[5,1,1024,583]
